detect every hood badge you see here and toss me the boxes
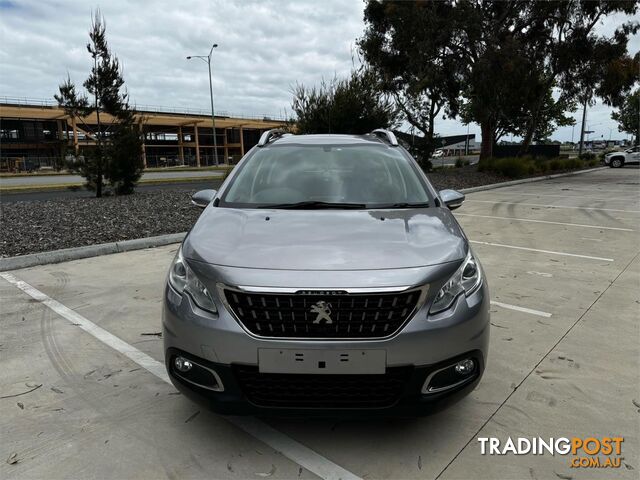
[297,290,346,296]
[310,301,333,324]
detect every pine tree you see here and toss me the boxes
[55,10,142,197]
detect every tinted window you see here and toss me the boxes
[221,144,430,207]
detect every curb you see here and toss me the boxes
[458,166,605,194]
[0,232,186,272]
[0,166,607,272]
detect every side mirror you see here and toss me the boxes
[191,189,217,209]
[439,189,465,210]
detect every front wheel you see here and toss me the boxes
[610,157,624,168]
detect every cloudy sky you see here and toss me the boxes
[0,0,637,142]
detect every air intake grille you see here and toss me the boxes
[234,365,411,408]
[223,289,421,339]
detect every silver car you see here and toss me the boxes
[163,129,490,416]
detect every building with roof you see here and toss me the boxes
[0,97,287,172]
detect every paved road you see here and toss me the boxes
[0,179,224,203]
[1,168,638,479]
[0,169,225,187]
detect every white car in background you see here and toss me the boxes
[604,146,640,167]
[432,149,445,159]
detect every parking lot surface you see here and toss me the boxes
[1,168,638,479]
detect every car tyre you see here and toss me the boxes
[610,157,624,168]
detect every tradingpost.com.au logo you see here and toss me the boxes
[478,436,624,468]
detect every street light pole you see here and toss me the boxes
[187,43,219,166]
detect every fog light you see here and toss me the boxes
[454,359,475,375]
[174,356,193,372]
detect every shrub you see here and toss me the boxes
[578,151,596,161]
[549,159,562,171]
[454,157,464,168]
[479,155,589,178]
[564,158,583,170]
[536,159,550,174]
[479,157,532,178]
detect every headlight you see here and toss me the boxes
[168,248,218,313]
[429,250,482,314]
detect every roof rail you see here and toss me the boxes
[257,129,289,147]
[371,129,399,146]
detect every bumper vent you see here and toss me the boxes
[234,366,411,408]
[222,288,422,339]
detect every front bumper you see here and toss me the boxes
[165,347,485,417]
[162,263,490,416]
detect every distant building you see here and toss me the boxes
[0,98,287,172]
[436,134,476,156]
[394,131,476,156]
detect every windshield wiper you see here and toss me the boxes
[259,201,367,210]
[370,202,430,209]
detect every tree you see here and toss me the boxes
[360,0,463,162]
[360,0,638,161]
[612,89,640,145]
[537,3,640,154]
[55,10,142,197]
[291,69,399,135]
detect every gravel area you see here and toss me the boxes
[0,166,585,258]
[427,165,510,190]
[1,190,201,258]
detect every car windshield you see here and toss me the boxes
[220,144,431,209]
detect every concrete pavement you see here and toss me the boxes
[0,168,638,479]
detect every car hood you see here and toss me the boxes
[183,207,467,271]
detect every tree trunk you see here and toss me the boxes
[479,121,494,162]
[94,55,103,198]
[578,98,588,155]
[519,111,538,157]
[519,91,547,157]
[427,102,436,153]
[96,147,103,198]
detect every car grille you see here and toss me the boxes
[222,289,422,339]
[234,365,411,408]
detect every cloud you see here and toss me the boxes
[0,0,364,118]
[0,1,636,141]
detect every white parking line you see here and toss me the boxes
[470,240,614,262]
[490,301,552,318]
[0,272,362,480]
[455,213,634,232]
[483,191,631,202]
[466,199,640,214]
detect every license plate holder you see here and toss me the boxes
[258,348,386,375]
